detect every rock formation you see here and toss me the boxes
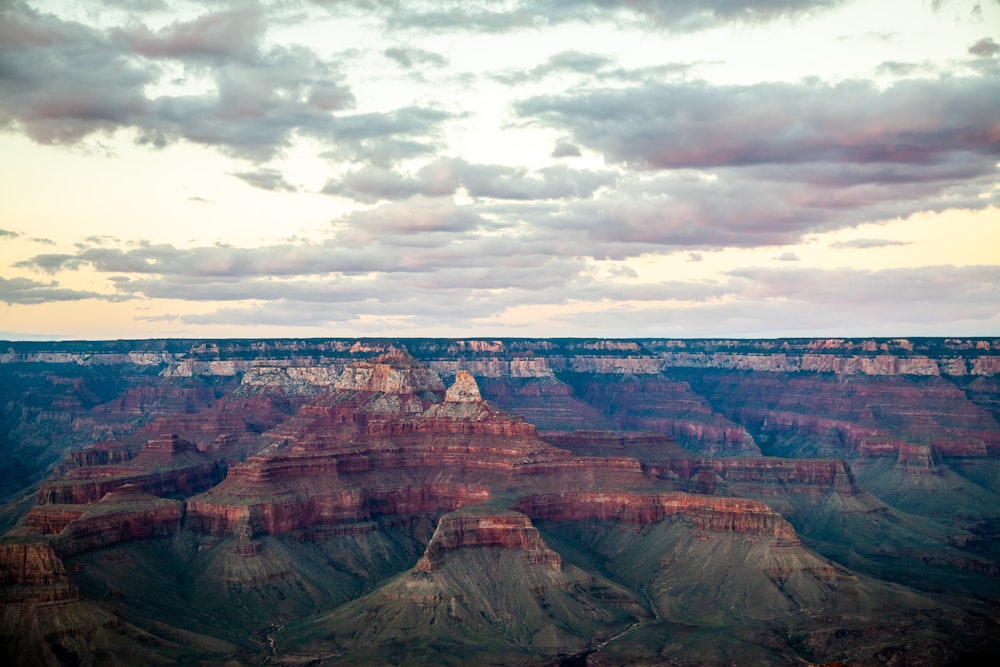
[1,337,998,665]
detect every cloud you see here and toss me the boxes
[969,37,1000,56]
[114,6,263,62]
[461,163,615,200]
[0,276,107,305]
[773,252,799,261]
[387,0,847,33]
[322,107,454,166]
[105,262,1000,337]
[0,229,22,239]
[728,264,1000,307]
[552,141,581,158]
[384,46,448,68]
[1,3,453,165]
[875,60,928,77]
[508,170,992,256]
[231,168,297,192]
[338,196,491,242]
[830,238,911,249]
[545,264,1000,336]
[324,158,615,202]
[511,77,1000,250]
[493,50,615,84]
[0,3,155,144]
[517,77,1000,170]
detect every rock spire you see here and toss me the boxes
[445,370,482,403]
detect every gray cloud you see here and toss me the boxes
[322,107,454,166]
[509,76,999,250]
[969,37,1000,56]
[338,196,493,242]
[93,260,1000,338]
[0,3,453,165]
[231,169,298,192]
[517,77,1000,170]
[0,3,154,144]
[114,6,263,63]
[387,0,847,33]
[324,158,615,202]
[492,50,615,84]
[552,141,581,158]
[0,229,21,239]
[875,60,928,77]
[0,276,106,305]
[384,46,449,68]
[492,50,699,87]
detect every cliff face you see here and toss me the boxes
[513,491,799,541]
[33,434,224,506]
[2,337,999,666]
[673,370,1000,460]
[415,509,561,572]
[0,542,78,603]
[557,373,761,455]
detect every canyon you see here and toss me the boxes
[1,337,998,665]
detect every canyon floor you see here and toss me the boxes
[2,337,999,665]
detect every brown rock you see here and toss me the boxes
[415,508,560,572]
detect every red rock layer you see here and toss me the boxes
[34,435,223,506]
[648,457,858,496]
[475,376,618,432]
[415,509,561,573]
[22,506,86,535]
[513,492,798,542]
[694,372,1000,458]
[187,480,491,537]
[59,443,135,471]
[36,462,222,506]
[541,430,688,460]
[52,491,185,557]
[16,486,185,557]
[568,374,760,456]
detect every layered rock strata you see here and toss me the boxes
[415,508,561,572]
[33,435,223,506]
[513,492,799,541]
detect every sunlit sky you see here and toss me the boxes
[1,0,998,340]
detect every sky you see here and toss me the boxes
[0,0,998,340]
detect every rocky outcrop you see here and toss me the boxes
[34,435,223,506]
[415,508,561,572]
[676,370,1000,459]
[0,542,78,603]
[648,456,858,496]
[3,337,1000,666]
[336,350,445,395]
[50,489,184,557]
[444,370,481,402]
[560,373,760,455]
[187,478,491,537]
[514,492,799,541]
